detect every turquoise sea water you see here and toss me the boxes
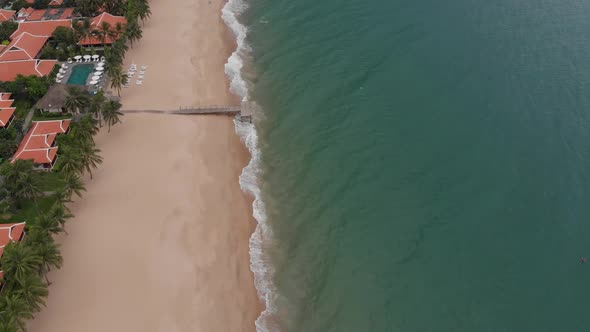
[225,0,590,331]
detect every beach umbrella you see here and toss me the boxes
[95,66,104,71]
[74,55,82,60]
[91,75,101,81]
[59,68,66,74]
[92,54,99,60]
[56,73,63,78]
[89,80,98,85]
[83,55,91,61]
[94,71,102,76]
[61,63,67,69]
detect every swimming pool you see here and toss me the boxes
[67,64,94,85]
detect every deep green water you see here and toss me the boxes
[235,0,590,330]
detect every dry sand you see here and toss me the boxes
[28,0,260,331]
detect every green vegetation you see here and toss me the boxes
[39,27,81,62]
[0,0,149,327]
[0,76,51,106]
[0,21,18,42]
[0,114,100,330]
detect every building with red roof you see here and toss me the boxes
[10,19,72,39]
[24,0,63,5]
[0,32,48,61]
[12,119,71,171]
[0,92,16,128]
[0,8,15,22]
[79,12,126,46]
[16,7,74,22]
[0,222,27,282]
[0,59,57,82]
[0,92,13,108]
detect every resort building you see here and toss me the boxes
[0,59,57,81]
[0,92,16,128]
[10,19,72,39]
[16,7,75,22]
[0,8,16,22]
[0,32,48,62]
[79,12,126,46]
[35,84,87,113]
[0,222,26,282]
[12,119,71,171]
[23,0,64,5]
[0,19,69,81]
[0,31,58,81]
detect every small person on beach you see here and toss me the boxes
[582,257,587,264]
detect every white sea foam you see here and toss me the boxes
[222,0,278,331]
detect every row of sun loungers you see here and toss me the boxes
[124,64,148,88]
[67,55,106,64]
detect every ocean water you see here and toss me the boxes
[224,0,590,331]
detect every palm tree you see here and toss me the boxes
[15,273,48,312]
[74,18,92,44]
[58,146,84,175]
[77,0,103,16]
[0,293,34,332]
[89,90,107,127]
[75,114,99,142]
[111,37,129,59]
[62,172,86,200]
[78,140,103,178]
[108,66,128,97]
[32,212,64,237]
[113,22,125,40]
[0,160,41,208]
[64,86,90,115]
[0,318,18,332]
[102,100,124,132]
[48,201,73,230]
[35,240,63,283]
[125,18,143,48]
[104,45,124,70]
[136,0,152,25]
[98,21,112,48]
[0,243,42,288]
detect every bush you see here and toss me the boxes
[0,21,18,41]
[0,75,50,104]
[0,138,17,160]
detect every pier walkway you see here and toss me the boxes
[121,102,256,122]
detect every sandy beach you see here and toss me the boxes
[28,0,260,331]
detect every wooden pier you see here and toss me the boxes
[122,101,258,122]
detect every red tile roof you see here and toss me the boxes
[11,19,72,39]
[0,32,48,61]
[0,108,15,127]
[12,119,70,165]
[0,59,57,81]
[23,0,64,5]
[16,7,75,21]
[0,92,15,127]
[0,92,13,107]
[0,9,15,22]
[79,12,126,46]
[12,146,58,164]
[0,222,26,273]
[32,119,71,134]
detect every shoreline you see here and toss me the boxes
[28,0,261,331]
